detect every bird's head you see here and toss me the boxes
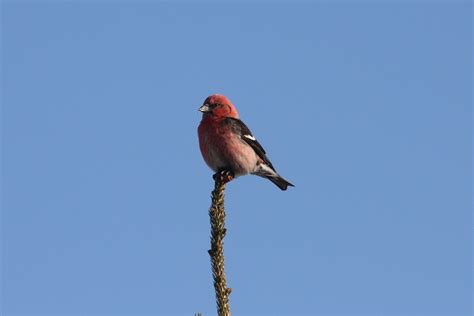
[199,94,239,119]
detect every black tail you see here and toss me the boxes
[267,175,294,191]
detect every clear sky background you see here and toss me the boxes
[1,1,472,316]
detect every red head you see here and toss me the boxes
[199,94,239,119]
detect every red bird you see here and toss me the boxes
[198,94,294,190]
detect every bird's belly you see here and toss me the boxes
[204,136,258,177]
[225,138,259,176]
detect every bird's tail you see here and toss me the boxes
[267,175,294,191]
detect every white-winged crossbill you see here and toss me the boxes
[198,94,294,190]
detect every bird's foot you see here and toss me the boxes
[213,169,234,184]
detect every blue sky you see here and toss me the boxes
[2,1,472,316]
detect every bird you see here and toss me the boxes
[197,94,294,190]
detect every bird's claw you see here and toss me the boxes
[213,169,234,184]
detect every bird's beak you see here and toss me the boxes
[199,104,211,113]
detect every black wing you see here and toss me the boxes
[223,117,275,171]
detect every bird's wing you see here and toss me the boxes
[223,117,276,171]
